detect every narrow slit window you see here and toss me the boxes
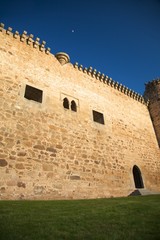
[24,85,43,103]
[63,97,69,109]
[71,100,77,112]
[92,110,104,124]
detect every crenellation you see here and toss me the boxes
[100,73,105,82]
[72,60,148,105]
[83,67,87,73]
[39,40,46,51]
[27,34,34,45]
[20,30,27,42]
[137,95,141,101]
[114,82,119,90]
[103,76,107,83]
[133,92,136,99]
[110,79,115,88]
[0,23,51,55]
[145,78,160,90]
[45,47,51,54]
[140,97,144,104]
[103,75,109,84]
[95,71,101,80]
[134,92,137,99]
[120,85,125,93]
[130,90,134,98]
[125,87,128,95]
[87,66,92,75]
[33,37,40,48]
[6,27,12,35]
[107,78,112,86]
[79,64,83,71]
[130,90,134,99]
[74,62,78,69]
[124,87,128,95]
[134,92,138,100]
[0,23,5,31]
[146,99,150,106]
[13,31,20,39]
[92,69,97,78]
[117,83,122,91]
[134,93,138,100]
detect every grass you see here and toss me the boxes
[0,195,160,240]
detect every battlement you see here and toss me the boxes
[145,78,160,90]
[0,23,51,54]
[73,62,149,106]
[0,22,149,106]
[144,78,160,100]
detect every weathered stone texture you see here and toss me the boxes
[0,26,160,200]
[144,80,160,146]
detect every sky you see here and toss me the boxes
[1,0,160,95]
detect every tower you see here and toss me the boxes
[144,79,160,147]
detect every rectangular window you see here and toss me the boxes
[92,110,105,124]
[24,85,43,103]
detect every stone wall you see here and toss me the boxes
[0,24,160,200]
[144,79,160,147]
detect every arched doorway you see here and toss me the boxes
[133,165,144,188]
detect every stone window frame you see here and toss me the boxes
[61,93,79,112]
[92,110,105,125]
[24,84,43,103]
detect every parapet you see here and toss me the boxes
[0,23,51,54]
[145,78,160,89]
[73,62,149,106]
[144,78,160,101]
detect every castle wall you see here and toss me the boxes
[0,26,160,199]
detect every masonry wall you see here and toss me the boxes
[144,81,160,147]
[0,28,160,200]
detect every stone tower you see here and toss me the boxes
[144,79,160,147]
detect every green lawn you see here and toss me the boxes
[0,195,160,240]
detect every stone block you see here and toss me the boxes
[70,175,81,180]
[17,182,26,188]
[43,164,53,171]
[33,145,45,150]
[0,159,8,167]
[15,163,25,169]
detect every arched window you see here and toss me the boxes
[71,100,77,112]
[133,165,144,189]
[63,98,69,109]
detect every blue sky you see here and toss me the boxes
[1,0,160,95]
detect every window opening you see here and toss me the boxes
[92,110,104,124]
[63,97,69,109]
[24,85,43,103]
[71,100,77,112]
